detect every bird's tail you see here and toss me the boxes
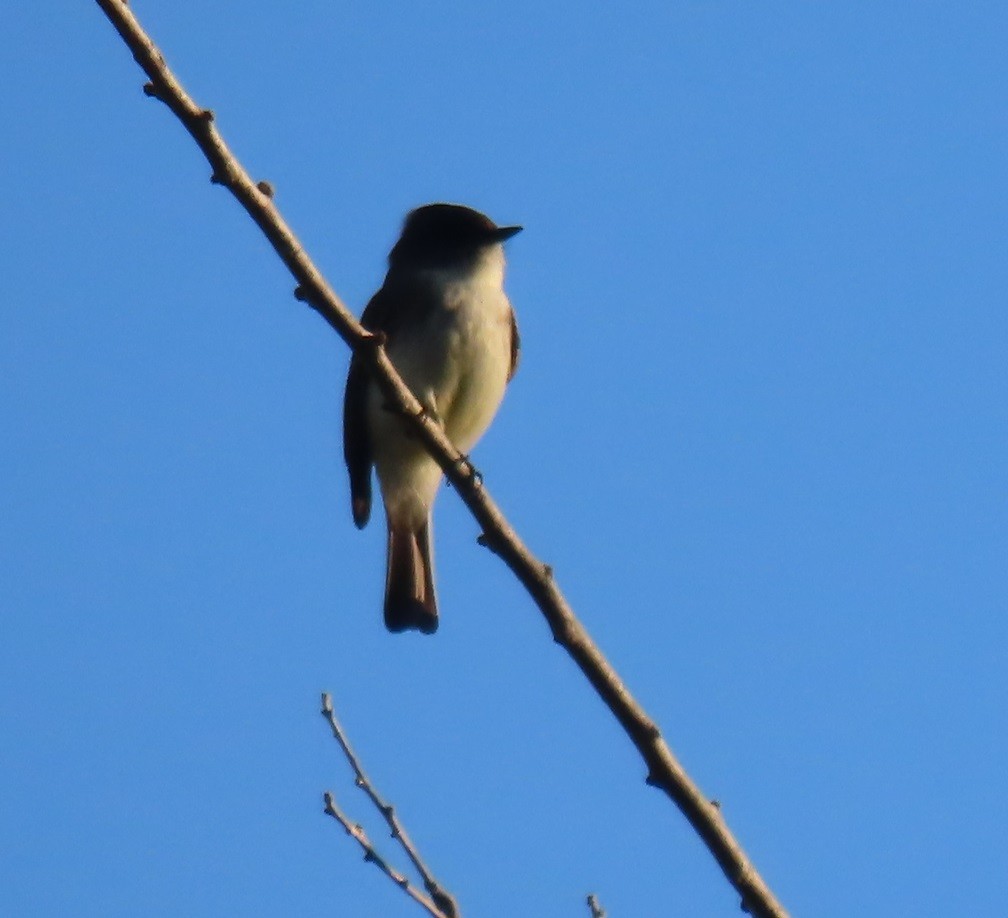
[384,520,438,634]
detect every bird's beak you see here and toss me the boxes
[492,225,523,242]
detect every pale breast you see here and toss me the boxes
[440,307,507,449]
[366,248,513,521]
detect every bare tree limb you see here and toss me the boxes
[321,693,460,918]
[586,893,607,917]
[92,3,791,915]
[322,790,451,918]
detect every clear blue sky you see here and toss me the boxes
[2,3,1006,916]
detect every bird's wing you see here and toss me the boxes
[343,353,373,529]
[343,277,434,528]
[507,304,520,382]
[344,284,397,529]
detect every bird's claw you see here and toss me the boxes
[457,454,483,484]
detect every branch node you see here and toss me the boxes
[257,179,275,198]
[711,798,721,810]
[209,172,225,186]
[293,284,309,302]
[476,533,498,554]
[198,107,215,123]
[141,80,160,99]
[550,619,572,645]
[542,563,554,579]
[358,329,386,350]
[433,889,461,918]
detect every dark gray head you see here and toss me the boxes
[389,203,522,269]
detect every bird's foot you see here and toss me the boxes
[457,454,483,485]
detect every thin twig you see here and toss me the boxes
[586,893,607,917]
[322,791,451,918]
[92,3,790,915]
[321,693,460,918]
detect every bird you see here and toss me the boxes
[343,203,522,634]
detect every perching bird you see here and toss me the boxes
[343,203,521,634]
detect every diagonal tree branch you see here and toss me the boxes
[92,3,790,916]
[321,693,460,918]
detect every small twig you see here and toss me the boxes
[322,791,450,918]
[586,893,607,917]
[321,693,460,918]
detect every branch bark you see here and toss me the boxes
[92,3,790,916]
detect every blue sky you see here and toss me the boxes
[2,3,1006,916]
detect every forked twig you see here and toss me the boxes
[92,3,790,915]
[321,693,459,918]
[322,790,450,918]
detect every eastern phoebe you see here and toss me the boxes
[343,203,522,634]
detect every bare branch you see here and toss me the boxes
[586,893,607,917]
[322,791,451,918]
[92,3,790,915]
[321,693,460,918]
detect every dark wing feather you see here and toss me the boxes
[507,305,520,382]
[343,355,373,529]
[343,277,435,528]
[343,284,398,529]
